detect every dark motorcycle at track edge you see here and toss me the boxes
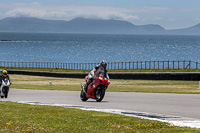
[0,78,11,98]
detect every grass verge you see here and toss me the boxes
[0,101,199,132]
[10,74,200,94]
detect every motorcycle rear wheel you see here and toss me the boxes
[95,87,105,102]
[80,90,88,101]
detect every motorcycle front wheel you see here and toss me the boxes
[95,87,105,102]
[5,92,8,98]
[80,90,88,101]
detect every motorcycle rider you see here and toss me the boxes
[0,70,11,86]
[84,60,109,93]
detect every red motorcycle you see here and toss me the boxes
[80,74,110,102]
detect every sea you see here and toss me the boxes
[0,32,200,63]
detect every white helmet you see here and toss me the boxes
[100,60,107,69]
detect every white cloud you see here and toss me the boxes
[195,18,200,21]
[1,2,141,22]
[0,2,173,22]
[5,8,70,19]
[168,19,176,22]
[152,17,162,21]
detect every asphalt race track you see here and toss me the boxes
[1,88,200,128]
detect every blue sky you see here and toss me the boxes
[0,0,199,29]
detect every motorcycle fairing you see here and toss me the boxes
[86,80,99,99]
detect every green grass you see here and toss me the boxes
[108,80,200,94]
[10,74,200,94]
[2,70,200,132]
[0,101,199,132]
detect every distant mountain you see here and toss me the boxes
[0,17,199,35]
[168,23,200,35]
[0,17,67,33]
[65,17,138,34]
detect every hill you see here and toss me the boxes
[168,23,200,35]
[0,17,199,35]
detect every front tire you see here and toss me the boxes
[80,90,88,101]
[5,92,8,98]
[95,87,105,102]
[4,89,8,98]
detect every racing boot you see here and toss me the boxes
[83,84,88,94]
[83,78,92,94]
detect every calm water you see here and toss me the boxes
[0,32,200,63]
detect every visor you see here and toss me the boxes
[102,64,107,68]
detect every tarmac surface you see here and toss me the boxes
[1,88,200,128]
